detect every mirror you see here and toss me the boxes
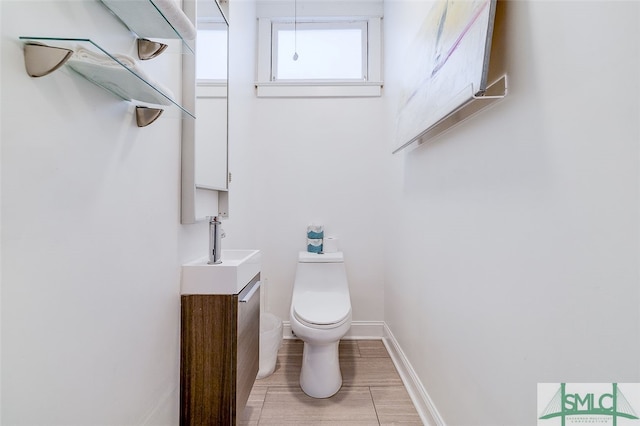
[195,0,228,190]
[181,0,229,224]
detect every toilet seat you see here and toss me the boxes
[293,291,351,329]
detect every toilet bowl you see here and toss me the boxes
[290,251,352,398]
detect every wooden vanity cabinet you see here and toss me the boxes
[180,274,260,425]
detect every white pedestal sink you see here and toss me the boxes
[181,249,261,295]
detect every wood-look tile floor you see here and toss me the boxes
[239,339,423,425]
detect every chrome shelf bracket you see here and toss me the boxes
[137,38,168,61]
[23,42,73,77]
[135,106,164,127]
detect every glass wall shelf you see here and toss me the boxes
[20,37,195,120]
[98,0,196,54]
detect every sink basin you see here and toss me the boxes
[181,249,261,295]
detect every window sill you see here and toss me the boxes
[255,81,383,98]
[196,81,226,98]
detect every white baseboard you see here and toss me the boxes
[282,320,444,425]
[282,320,296,339]
[382,323,445,426]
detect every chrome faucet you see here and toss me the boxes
[208,216,226,264]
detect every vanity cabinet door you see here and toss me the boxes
[180,273,260,426]
[180,294,236,425]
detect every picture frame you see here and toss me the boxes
[393,0,500,153]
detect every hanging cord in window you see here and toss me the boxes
[293,0,299,60]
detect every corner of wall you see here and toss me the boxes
[382,324,446,426]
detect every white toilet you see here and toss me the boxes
[289,251,352,398]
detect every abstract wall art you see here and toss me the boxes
[393,0,499,153]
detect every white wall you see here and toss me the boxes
[384,1,640,425]
[245,97,389,323]
[0,2,4,421]
[1,1,193,424]
[239,3,389,324]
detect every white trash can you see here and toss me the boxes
[257,313,283,379]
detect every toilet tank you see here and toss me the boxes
[294,252,349,293]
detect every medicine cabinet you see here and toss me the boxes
[181,0,229,224]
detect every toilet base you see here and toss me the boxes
[299,341,342,398]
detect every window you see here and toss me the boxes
[196,22,227,82]
[272,21,367,81]
[257,14,383,98]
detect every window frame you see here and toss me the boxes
[270,20,368,82]
[256,16,383,98]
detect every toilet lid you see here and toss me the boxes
[293,291,351,326]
